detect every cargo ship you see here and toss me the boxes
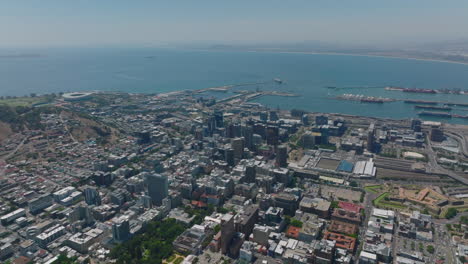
[418,111,452,118]
[404,100,438,105]
[403,88,437,94]
[414,105,452,111]
[335,94,394,103]
[386,86,437,94]
[453,114,468,119]
[360,98,384,104]
[445,102,468,107]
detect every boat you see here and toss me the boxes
[403,88,437,94]
[273,78,283,84]
[403,100,438,105]
[414,105,452,111]
[417,111,452,118]
[361,98,384,104]
[445,102,468,107]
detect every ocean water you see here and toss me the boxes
[1,47,468,123]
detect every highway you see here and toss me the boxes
[426,136,468,185]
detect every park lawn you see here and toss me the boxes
[164,254,185,264]
[373,192,388,205]
[0,96,50,107]
[379,201,407,209]
[373,192,407,209]
[365,185,383,194]
[174,257,184,264]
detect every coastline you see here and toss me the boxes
[242,49,468,66]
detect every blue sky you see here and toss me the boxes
[1,0,467,47]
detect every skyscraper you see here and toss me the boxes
[232,137,245,160]
[83,186,101,206]
[245,163,256,183]
[411,119,422,132]
[276,145,288,168]
[242,125,254,150]
[112,216,130,242]
[225,148,235,167]
[214,110,224,128]
[266,126,279,145]
[315,115,329,126]
[220,214,235,255]
[147,174,169,206]
[367,123,375,152]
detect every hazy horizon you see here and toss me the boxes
[1,1,468,48]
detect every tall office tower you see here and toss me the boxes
[315,115,329,126]
[194,128,204,141]
[253,123,266,139]
[276,145,288,168]
[233,123,242,138]
[302,114,310,126]
[301,132,316,149]
[269,111,279,121]
[266,126,279,145]
[232,137,245,160]
[147,174,169,206]
[242,125,254,150]
[207,116,216,135]
[411,119,422,132]
[220,214,235,255]
[430,126,444,142]
[69,205,94,226]
[245,164,256,183]
[225,148,235,167]
[214,110,224,128]
[367,123,376,152]
[83,186,101,206]
[112,216,130,242]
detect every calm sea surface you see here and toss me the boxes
[1,47,468,123]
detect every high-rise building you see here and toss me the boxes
[232,137,245,160]
[367,123,376,152]
[245,164,256,183]
[315,115,329,126]
[214,110,224,128]
[253,123,266,138]
[276,145,288,168]
[225,148,235,167]
[266,126,279,145]
[411,119,422,132]
[302,114,310,126]
[259,112,268,121]
[269,111,279,121]
[220,214,235,255]
[147,174,168,206]
[242,125,254,150]
[28,194,53,214]
[430,127,444,142]
[112,216,130,242]
[83,187,101,206]
[301,132,316,149]
[68,206,94,226]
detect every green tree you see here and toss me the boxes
[426,245,435,254]
[53,255,78,264]
[445,208,458,219]
[290,219,303,228]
